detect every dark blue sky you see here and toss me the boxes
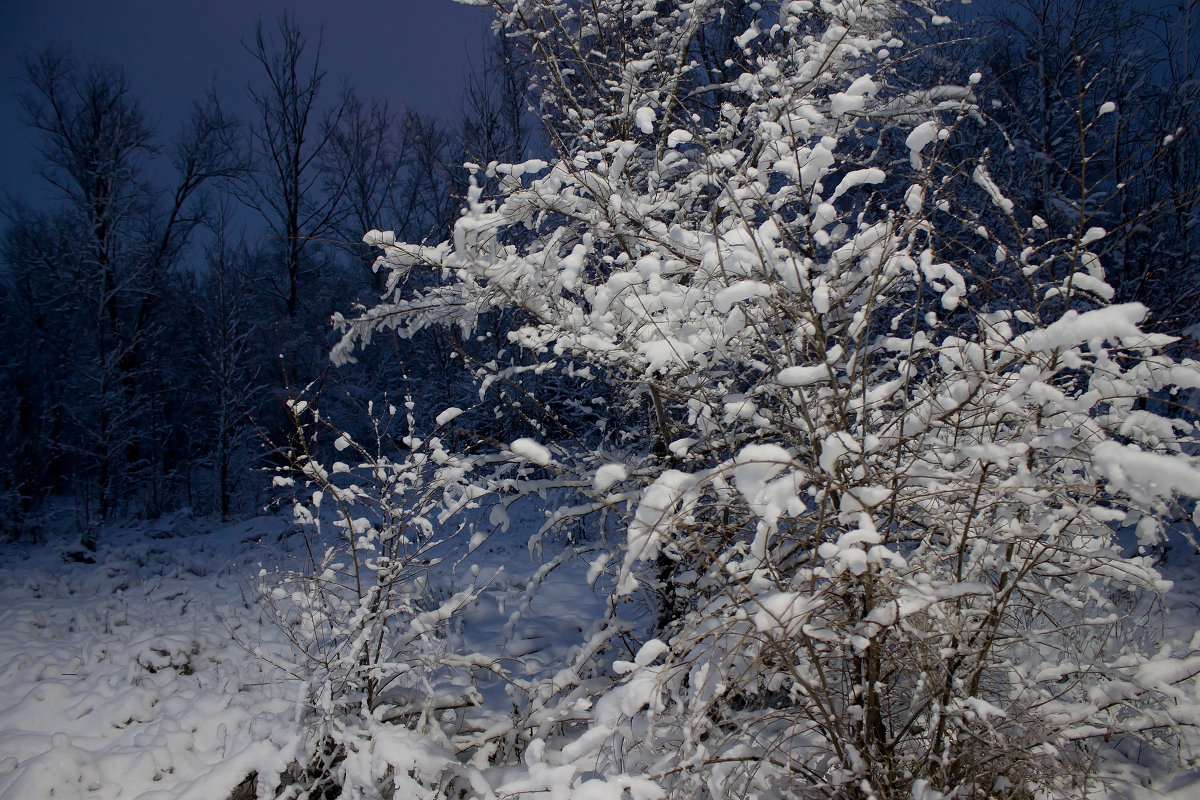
[1,0,1187,209]
[0,0,492,207]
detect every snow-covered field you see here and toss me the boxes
[0,502,607,800]
[0,512,301,799]
[2,505,1200,799]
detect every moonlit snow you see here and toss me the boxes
[0,502,607,799]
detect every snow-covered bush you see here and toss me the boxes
[260,395,513,799]
[325,0,1200,797]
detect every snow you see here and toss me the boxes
[753,591,820,637]
[666,129,692,147]
[734,21,761,50]
[1017,303,1148,352]
[829,167,886,202]
[1092,441,1200,503]
[12,0,1200,796]
[714,280,772,313]
[778,364,829,387]
[830,74,876,117]
[905,120,939,168]
[621,469,696,593]
[972,163,1014,214]
[509,437,552,465]
[3,432,1200,798]
[830,92,867,116]
[594,463,628,493]
[0,512,301,800]
[0,498,618,800]
[634,107,656,135]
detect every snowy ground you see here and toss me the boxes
[0,511,302,800]
[2,504,1199,799]
[0,501,608,800]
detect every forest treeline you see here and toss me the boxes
[0,0,1196,533]
[0,13,529,530]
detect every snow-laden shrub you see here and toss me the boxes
[260,395,515,799]
[327,1,1200,797]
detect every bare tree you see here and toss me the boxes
[458,26,530,168]
[196,223,265,520]
[0,209,74,532]
[7,49,242,522]
[324,92,410,288]
[242,13,351,319]
[17,50,156,521]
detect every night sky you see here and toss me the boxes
[0,0,1187,210]
[0,0,493,208]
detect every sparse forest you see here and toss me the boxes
[0,12,499,532]
[3,1,1200,799]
